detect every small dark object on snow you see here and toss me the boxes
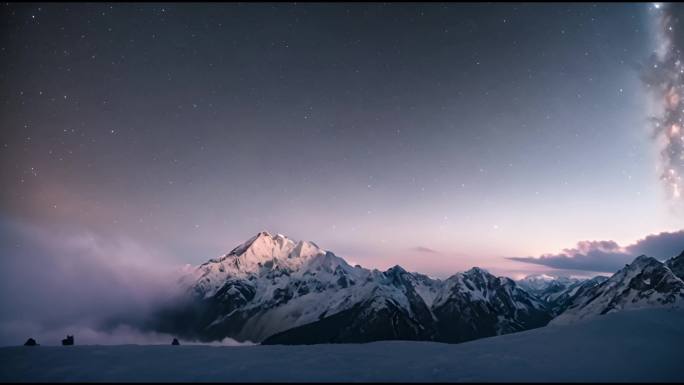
[171,338,180,345]
[24,338,38,346]
[62,335,74,346]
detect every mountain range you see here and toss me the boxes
[517,274,609,316]
[148,232,684,345]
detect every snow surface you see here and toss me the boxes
[2,307,682,382]
[516,273,558,291]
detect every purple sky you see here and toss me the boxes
[0,3,683,345]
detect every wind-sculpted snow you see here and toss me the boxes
[2,308,683,382]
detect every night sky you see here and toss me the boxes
[1,2,682,288]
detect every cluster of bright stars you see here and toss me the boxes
[654,3,684,199]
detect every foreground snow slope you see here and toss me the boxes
[1,308,682,382]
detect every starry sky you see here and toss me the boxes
[1,2,683,286]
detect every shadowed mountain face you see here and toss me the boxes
[667,250,684,280]
[517,274,609,316]
[148,232,684,345]
[428,268,550,343]
[552,254,684,325]
[149,232,551,344]
[263,266,551,345]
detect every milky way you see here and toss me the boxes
[644,3,684,200]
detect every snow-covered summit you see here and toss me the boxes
[667,249,684,280]
[551,252,684,325]
[517,274,581,293]
[189,232,328,298]
[159,232,552,344]
[161,233,682,345]
[217,231,324,266]
[516,274,606,316]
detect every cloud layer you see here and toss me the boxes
[411,246,440,254]
[0,217,187,346]
[508,230,684,273]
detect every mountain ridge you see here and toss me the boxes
[150,231,684,345]
[551,254,684,325]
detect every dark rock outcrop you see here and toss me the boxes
[61,335,74,346]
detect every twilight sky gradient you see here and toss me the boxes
[1,2,682,290]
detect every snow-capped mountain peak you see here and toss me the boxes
[465,266,489,275]
[228,231,323,262]
[667,250,684,280]
[187,232,328,298]
[516,274,604,316]
[158,232,553,344]
[518,274,560,291]
[158,235,683,345]
[517,274,583,291]
[551,252,684,325]
[629,254,659,268]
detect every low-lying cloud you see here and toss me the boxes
[0,217,189,346]
[508,230,684,273]
[411,246,440,254]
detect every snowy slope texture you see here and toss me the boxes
[547,276,610,315]
[3,308,683,382]
[666,250,684,281]
[552,252,684,325]
[151,232,551,344]
[516,274,561,293]
[427,268,551,343]
[517,274,609,316]
[263,266,551,344]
